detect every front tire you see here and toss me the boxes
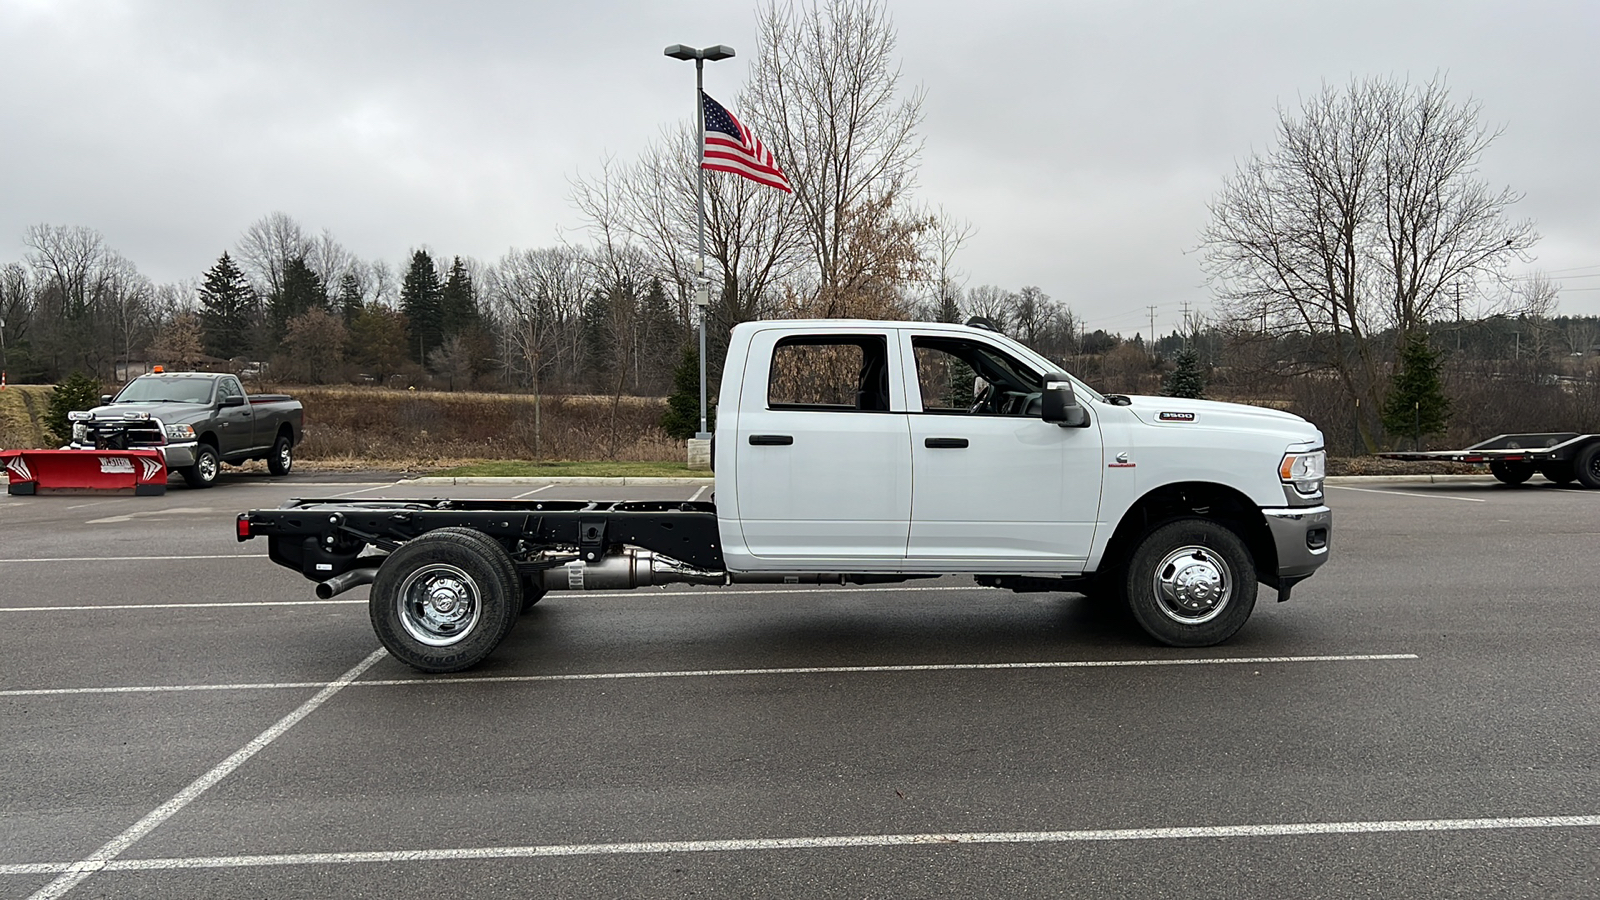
[1124,518,1257,647]
[370,530,519,672]
[268,433,293,476]
[182,443,220,488]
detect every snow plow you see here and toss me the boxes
[1,447,167,495]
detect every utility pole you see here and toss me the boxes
[1147,305,1158,356]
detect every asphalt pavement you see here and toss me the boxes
[1,475,1597,898]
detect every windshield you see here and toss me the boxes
[114,376,215,404]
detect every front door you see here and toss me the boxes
[734,329,912,561]
[900,332,1104,569]
[214,377,255,458]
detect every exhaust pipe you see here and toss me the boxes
[542,550,727,591]
[316,567,379,599]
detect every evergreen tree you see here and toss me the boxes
[336,272,363,326]
[1381,330,1451,447]
[348,302,410,382]
[579,289,612,391]
[45,370,103,446]
[661,345,712,439]
[1162,346,1206,398]
[439,257,478,339]
[270,256,326,339]
[400,250,443,364]
[636,278,684,395]
[197,252,255,359]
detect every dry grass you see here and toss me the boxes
[292,387,681,464]
[0,385,53,449]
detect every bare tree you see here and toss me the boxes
[148,312,206,370]
[744,0,927,313]
[1202,76,1537,448]
[236,212,311,301]
[486,245,594,454]
[23,225,156,379]
[920,206,975,322]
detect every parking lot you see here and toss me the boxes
[1,474,1597,898]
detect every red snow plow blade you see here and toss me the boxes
[1,448,167,495]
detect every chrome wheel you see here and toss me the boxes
[1152,545,1232,625]
[397,563,483,647]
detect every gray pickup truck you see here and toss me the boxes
[69,372,303,488]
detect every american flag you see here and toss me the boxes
[700,91,792,193]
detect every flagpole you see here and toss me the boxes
[665,44,733,445]
[694,57,708,440]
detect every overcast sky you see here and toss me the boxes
[1,0,1596,338]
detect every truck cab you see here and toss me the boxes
[717,320,1330,642]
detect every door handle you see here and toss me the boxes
[749,434,794,446]
[924,437,969,449]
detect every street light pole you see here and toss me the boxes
[664,43,734,440]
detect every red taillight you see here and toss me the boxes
[236,514,252,540]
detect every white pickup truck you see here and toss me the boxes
[238,318,1331,672]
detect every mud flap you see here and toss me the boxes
[1,449,167,495]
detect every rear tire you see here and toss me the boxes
[369,530,519,673]
[1541,462,1577,485]
[1575,444,1600,489]
[1489,460,1534,485]
[267,433,293,476]
[1124,518,1257,647]
[181,443,219,488]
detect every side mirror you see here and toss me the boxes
[221,395,246,407]
[100,394,113,404]
[1040,375,1089,428]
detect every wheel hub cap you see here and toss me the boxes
[398,564,482,647]
[1154,546,1231,625]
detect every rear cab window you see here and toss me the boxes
[767,335,893,412]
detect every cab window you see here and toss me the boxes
[912,336,1043,416]
[767,335,891,412]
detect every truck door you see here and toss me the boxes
[214,376,254,458]
[734,330,912,561]
[900,332,1103,569]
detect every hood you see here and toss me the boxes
[88,400,211,425]
[1118,395,1322,444]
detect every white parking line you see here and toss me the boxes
[0,554,270,564]
[22,648,388,900]
[1328,485,1487,502]
[4,814,1595,877]
[1,599,362,613]
[0,654,1419,697]
[328,484,402,498]
[688,484,710,502]
[512,484,554,499]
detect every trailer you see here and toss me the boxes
[1377,432,1600,487]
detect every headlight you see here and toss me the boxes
[164,424,195,441]
[1279,450,1326,494]
[68,411,92,422]
[72,423,87,443]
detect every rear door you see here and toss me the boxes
[733,328,912,561]
[899,331,1104,568]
